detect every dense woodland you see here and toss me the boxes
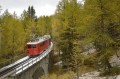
[0,0,120,77]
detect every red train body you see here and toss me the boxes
[26,35,51,56]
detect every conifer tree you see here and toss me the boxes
[54,0,83,71]
[84,0,120,70]
[1,10,25,58]
[27,6,36,20]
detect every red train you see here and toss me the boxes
[26,35,51,56]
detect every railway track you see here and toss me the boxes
[0,56,30,79]
[0,42,53,79]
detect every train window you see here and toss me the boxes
[28,45,36,48]
[32,45,36,48]
[28,45,31,48]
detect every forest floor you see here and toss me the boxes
[52,49,120,79]
[79,54,120,79]
[79,71,120,79]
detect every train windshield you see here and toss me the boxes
[28,45,36,48]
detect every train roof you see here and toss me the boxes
[27,35,51,45]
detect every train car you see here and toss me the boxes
[26,35,51,56]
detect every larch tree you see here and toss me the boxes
[84,0,120,70]
[1,10,14,57]
[1,10,25,58]
[54,0,83,73]
[36,16,52,36]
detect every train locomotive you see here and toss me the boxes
[26,35,51,56]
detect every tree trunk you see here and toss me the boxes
[99,0,104,31]
[105,58,112,71]
[115,50,119,58]
[76,72,79,79]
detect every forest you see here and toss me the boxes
[0,0,120,78]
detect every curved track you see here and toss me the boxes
[0,42,53,79]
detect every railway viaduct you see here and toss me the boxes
[1,42,53,79]
[12,55,49,79]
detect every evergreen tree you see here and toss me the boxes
[21,6,37,40]
[27,6,36,20]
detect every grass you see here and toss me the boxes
[78,65,96,74]
[101,67,120,76]
[40,71,75,79]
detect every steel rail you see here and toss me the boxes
[0,42,53,79]
[0,57,30,79]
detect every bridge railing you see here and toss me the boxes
[0,42,53,79]
[0,53,26,68]
[13,42,53,75]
